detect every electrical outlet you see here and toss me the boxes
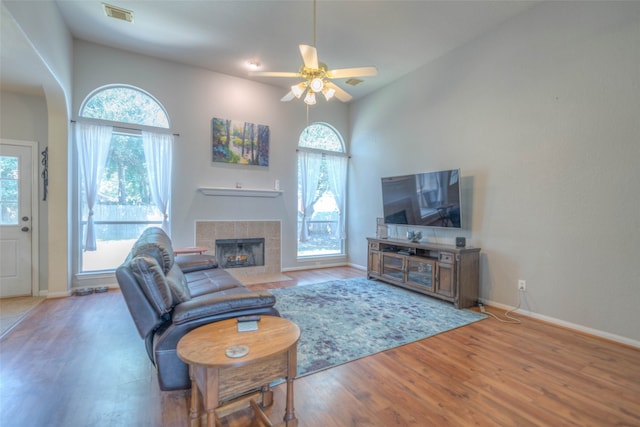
[518,279,526,291]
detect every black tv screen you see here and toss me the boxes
[381,169,462,229]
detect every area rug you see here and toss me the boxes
[269,278,487,378]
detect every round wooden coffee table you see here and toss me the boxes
[177,316,300,427]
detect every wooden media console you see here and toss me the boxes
[367,237,480,309]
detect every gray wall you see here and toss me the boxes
[3,0,73,297]
[5,1,638,344]
[72,41,350,271]
[348,2,640,343]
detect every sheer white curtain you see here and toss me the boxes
[142,131,173,233]
[76,122,112,251]
[325,154,348,240]
[298,150,323,242]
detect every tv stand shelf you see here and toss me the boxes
[367,237,480,309]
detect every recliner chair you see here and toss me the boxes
[115,227,279,390]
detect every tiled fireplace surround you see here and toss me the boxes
[195,221,281,277]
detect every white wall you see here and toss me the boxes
[73,41,349,271]
[0,91,49,292]
[348,2,640,343]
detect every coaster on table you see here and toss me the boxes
[225,345,249,358]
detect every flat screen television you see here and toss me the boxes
[381,169,462,228]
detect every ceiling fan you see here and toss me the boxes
[248,0,377,105]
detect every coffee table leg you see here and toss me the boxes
[283,347,298,426]
[209,409,219,427]
[261,384,274,407]
[283,377,298,426]
[188,365,201,427]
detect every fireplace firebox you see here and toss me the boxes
[215,238,265,269]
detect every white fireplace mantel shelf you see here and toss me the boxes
[198,187,283,198]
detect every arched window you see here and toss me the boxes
[80,86,170,128]
[297,123,348,258]
[76,85,173,272]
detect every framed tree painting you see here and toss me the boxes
[211,118,270,166]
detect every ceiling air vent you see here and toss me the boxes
[345,78,363,86]
[103,3,134,23]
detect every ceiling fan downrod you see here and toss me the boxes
[312,0,317,47]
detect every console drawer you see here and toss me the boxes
[439,252,454,264]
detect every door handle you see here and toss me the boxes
[21,227,30,232]
[22,216,29,221]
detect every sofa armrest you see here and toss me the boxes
[175,254,218,273]
[171,289,276,325]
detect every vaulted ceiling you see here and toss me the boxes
[2,0,536,100]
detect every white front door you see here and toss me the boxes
[0,142,34,297]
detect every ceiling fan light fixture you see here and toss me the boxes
[310,77,324,92]
[291,82,307,98]
[322,87,336,101]
[248,0,376,106]
[304,90,317,105]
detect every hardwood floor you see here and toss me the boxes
[1,267,638,427]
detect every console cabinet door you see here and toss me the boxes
[437,253,455,298]
[406,256,436,292]
[381,253,405,282]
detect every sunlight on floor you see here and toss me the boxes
[0,296,46,337]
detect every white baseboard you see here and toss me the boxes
[73,271,118,289]
[479,298,640,349]
[348,263,366,271]
[283,261,368,273]
[44,290,72,298]
[283,261,349,272]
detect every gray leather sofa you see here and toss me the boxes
[115,227,279,390]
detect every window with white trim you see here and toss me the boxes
[297,123,348,258]
[76,85,172,272]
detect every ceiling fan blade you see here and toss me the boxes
[326,66,378,79]
[299,44,319,69]
[325,81,352,102]
[281,91,295,102]
[249,71,301,78]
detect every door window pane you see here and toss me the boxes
[0,156,19,225]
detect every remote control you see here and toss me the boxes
[237,321,258,332]
[237,315,261,323]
